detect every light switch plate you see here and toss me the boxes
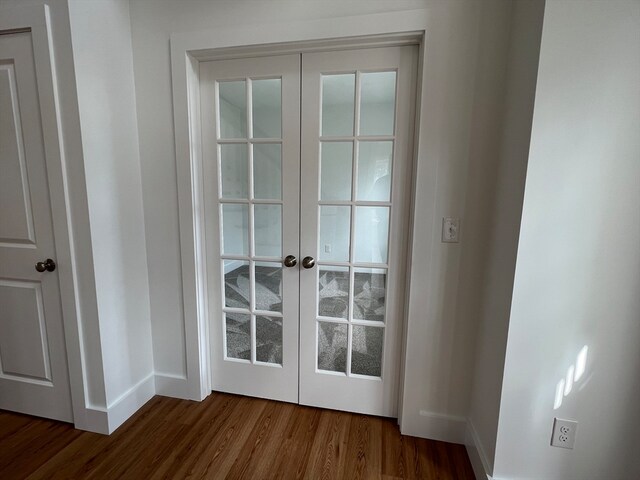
[551,418,578,449]
[442,217,460,243]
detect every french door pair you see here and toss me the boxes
[201,46,416,417]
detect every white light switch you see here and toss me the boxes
[442,217,460,243]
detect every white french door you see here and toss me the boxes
[201,54,301,403]
[299,47,416,416]
[202,46,416,417]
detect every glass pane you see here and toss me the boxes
[317,321,347,373]
[318,266,349,319]
[221,204,249,255]
[351,325,383,377]
[254,204,281,257]
[225,312,251,360]
[255,262,282,312]
[319,206,351,262]
[219,81,246,139]
[224,260,250,309]
[353,268,387,322]
[256,315,282,365]
[356,142,392,201]
[322,74,355,136]
[253,143,281,200]
[220,144,248,199]
[354,206,389,263]
[320,142,352,201]
[359,72,396,136]
[252,79,281,138]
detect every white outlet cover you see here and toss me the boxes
[551,418,578,449]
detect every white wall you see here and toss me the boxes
[464,0,545,474]
[128,0,429,388]
[493,1,640,478]
[129,0,520,439]
[67,0,154,422]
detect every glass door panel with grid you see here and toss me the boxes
[201,54,300,403]
[299,46,417,417]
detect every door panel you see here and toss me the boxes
[0,281,51,381]
[202,54,301,403]
[0,32,72,422]
[0,65,36,245]
[299,46,417,417]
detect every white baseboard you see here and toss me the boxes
[105,373,156,434]
[74,405,110,434]
[465,419,493,480]
[154,373,192,400]
[400,409,467,444]
[73,373,155,434]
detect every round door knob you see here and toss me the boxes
[283,255,297,268]
[302,256,315,269]
[35,258,56,273]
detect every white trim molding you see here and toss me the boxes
[169,10,430,405]
[105,373,155,434]
[83,373,155,435]
[155,373,191,400]
[399,409,468,444]
[465,419,494,480]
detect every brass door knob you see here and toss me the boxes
[302,256,315,269]
[284,255,297,267]
[35,258,56,273]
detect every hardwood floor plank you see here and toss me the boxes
[151,395,268,479]
[269,404,322,479]
[0,418,81,479]
[304,409,352,480]
[381,416,405,479]
[0,412,33,442]
[0,393,475,479]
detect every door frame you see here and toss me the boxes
[170,11,430,426]
[0,5,91,428]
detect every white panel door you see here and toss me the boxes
[201,54,301,403]
[299,46,417,417]
[0,32,72,421]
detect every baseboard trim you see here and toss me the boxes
[74,373,187,434]
[74,405,110,434]
[105,373,155,434]
[400,409,467,444]
[465,419,493,480]
[154,373,192,400]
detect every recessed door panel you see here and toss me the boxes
[0,281,51,382]
[0,65,36,246]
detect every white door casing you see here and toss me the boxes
[0,30,72,422]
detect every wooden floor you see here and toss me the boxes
[0,393,475,479]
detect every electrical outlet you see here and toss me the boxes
[551,418,578,449]
[442,217,460,243]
